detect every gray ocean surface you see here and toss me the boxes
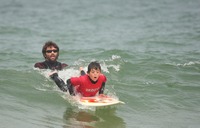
[1,0,200,127]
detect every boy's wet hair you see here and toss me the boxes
[42,41,59,58]
[87,61,101,73]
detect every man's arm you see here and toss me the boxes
[50,73,68,92]
[50,73,76,96]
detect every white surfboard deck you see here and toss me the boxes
[76,95,124,107]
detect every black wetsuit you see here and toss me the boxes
[34,60,68,91]
[34,60,68,70]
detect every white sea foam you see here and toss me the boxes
[177,61,200,66]
[111,55,121,60]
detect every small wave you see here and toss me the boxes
[102,54,123,73]
[71,55,123,73]
[165,61,200,67]
[35,87,49,92]
[111,55,121,60]
[177,61,200,67]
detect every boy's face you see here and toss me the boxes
[87,68,101,82]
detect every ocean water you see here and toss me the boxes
[1,0,200,127]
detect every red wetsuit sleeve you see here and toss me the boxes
[103,75,107,82]
[70,77,81,86]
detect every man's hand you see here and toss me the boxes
[79,67,84,71]
[48,70,58,77]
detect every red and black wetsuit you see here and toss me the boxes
[65,71,106,97]
[70,74,107,97]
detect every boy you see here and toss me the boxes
[66,61,107,97]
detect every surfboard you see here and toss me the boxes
[77,95,124,107]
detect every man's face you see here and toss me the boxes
[45,46,59,62]
[87,68,101,82]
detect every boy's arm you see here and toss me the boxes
[99,82,105,94]
[66,79,75,96]
[80,67,86,76]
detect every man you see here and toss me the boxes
[34,41,67,70]
[34,41,68,91]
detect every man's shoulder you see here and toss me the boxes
[61,63,68,69]
[34,60,68,70]
[34,61,46,69]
